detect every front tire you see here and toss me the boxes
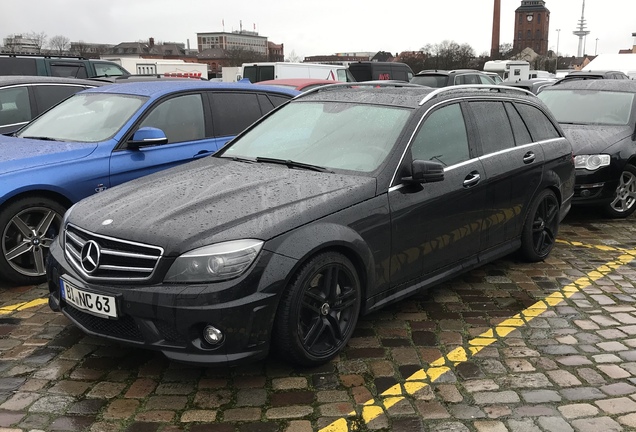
[274,252,361,367]
[604,164,636,218]
[520,189,560,262]
[0,197,66,286]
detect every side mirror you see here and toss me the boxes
[402,160,445,184]
[128,127,168,149]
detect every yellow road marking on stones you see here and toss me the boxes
[0,298,48,314]
[320,243,636,432]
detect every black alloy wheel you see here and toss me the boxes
[520,189,560,262]
[0,197,65,285]
[604,164,636,218]
[275,252,361,366]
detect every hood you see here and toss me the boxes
[70,157,377,255]
[0,136,98,175]
[560,124,633,154]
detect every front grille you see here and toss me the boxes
[64,305,144,342]
[155,321,187,344]
[65,224,163,282]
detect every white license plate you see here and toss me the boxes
[60,278,117,318]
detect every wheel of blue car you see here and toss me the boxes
[275,252,361,367]
[604,164,636,218]
[520,189,560,262]
[0,197,65,286]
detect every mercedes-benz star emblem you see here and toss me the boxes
[80,240,101,274]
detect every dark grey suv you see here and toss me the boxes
[411,69,496,87]
[47,83,574,367]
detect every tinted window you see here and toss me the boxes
[139,94,205,143]
[469,101,515,154]
[211,92,262,136]
[34,85,84,113]
[0,86,31,126]
[50,63,88,78]
[411,103,469,167]
[258,94,275,113]
[455,74,481,85]
[348,66,372,82]
[410,75,448,88]
[0,57,38,75]
[504,102,533,145]
[515,102,561,141]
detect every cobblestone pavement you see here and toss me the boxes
[1,209,636,431]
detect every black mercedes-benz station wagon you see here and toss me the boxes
[47,83,575,367]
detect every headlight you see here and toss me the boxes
[164,239,264,283]
[574,154,611,171]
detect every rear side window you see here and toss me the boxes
[210,92,262,137]
[50,62,88,79]
[0,57,38,75]
[411,103,469,167]
[514,103,560,141]
[504,103,533,145]
[265,95,291,108]
[93,62,126,77]
[0,86,32,126]
[33,85,84,113]
[469,101,515,154]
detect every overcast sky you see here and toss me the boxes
[1,1,634,59]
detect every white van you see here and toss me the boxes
[242,62,355,83]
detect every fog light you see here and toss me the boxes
[580,189,591,197]
[203,325,224,345]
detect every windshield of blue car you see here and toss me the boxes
[17,93,147,142]
[220,101,412,173]
[538,89,635,126]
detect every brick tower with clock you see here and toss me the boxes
[513,0,550,55]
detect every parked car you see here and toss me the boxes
[538,79,636,218]
[554,70,631,84]
[506,78,556,95]
[47,83,574,367]
[348,62,414,82]
[0,53,130,78]
[257,78,338,92]
[0,81,299,284]
[0,76,108,134]
[410,70,496,87]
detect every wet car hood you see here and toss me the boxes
[560,124,633,154]
[0,136,97,175]
[69,157,377,256]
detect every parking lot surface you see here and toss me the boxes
[1,209,636,432]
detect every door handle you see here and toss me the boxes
[463,171,481,188]
[194,150,213,159]
[523,151,536,164]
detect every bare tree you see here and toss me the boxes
[26,31,47,54]
[49,35,70,55]
[71,40,90,57]
[224,47,267,67]
[420,40,476,70]
[285,50,303,63]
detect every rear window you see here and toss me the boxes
[0,57,38,75]
[538,89,635,126]
[243,66,274,83]
[410,75,448,88]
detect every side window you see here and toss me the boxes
[0,86,32,126]
[50,63,88,79]
[138,94,205,144]
[210,92,262,137]
[257,94,275,113]
[266,95,291,108]
[93,62,126,77]
[469,101,515,154]
[410,103,469,167]
[478,74,494,84]
[33,85,83,113]
[504,102,533,145]
[514,103,560,141]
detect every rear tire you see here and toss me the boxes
[274,252,361,367]
[520,189,560,262]
[0,197,65,286]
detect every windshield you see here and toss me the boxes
[538,89,634,126]
[410,75,447,88]
[220,101,412,173]
[17,92,147,142]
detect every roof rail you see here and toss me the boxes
[301,81,421,96]
[418,84,534,105]
[0,52,90,60]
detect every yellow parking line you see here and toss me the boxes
[320,245,636,432]
[0,298,48,315]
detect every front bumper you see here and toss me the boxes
[46,239,296,367]
[572,166,619,206]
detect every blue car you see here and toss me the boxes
[0,80,299,285]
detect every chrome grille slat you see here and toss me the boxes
[64,223,164,282]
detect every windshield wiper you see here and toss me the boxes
[255,157,333,173]
[217,155,256,163]
[20,136,58,141]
